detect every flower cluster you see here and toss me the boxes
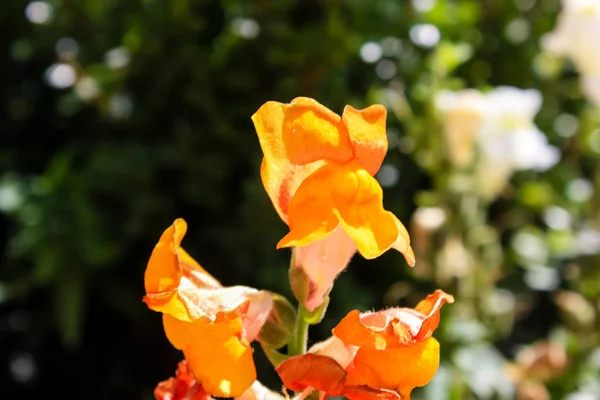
[435,87,559,200]
[542,0,600,106]
[144,98,453,400]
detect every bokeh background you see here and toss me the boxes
[2,0,600,399]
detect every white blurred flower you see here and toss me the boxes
[542,0,600,105]
[434,89,488,166]
[435,87,558,200]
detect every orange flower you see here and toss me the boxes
[155,361,285,400]
[252,98,415,311]
[144,219,273,397]
[276,290,454,400]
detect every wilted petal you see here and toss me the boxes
[293,226,357,311]
[333,290,453,349]
[163,314,256,398]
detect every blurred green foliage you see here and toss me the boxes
[2,0,600,399]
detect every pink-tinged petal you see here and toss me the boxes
[308,336,357,369]
[238,291,274,342]
[342,104,388,176]
[293,226,357,311]
[235,381,285,400]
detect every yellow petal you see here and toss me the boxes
[331,165,398,259]
[390,213,416,266]
[342,104,388,176]
[163,314,256,397]
[278,162,414,262]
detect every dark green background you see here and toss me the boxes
[2,0,599,399]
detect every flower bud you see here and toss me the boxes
[258,294,296,349]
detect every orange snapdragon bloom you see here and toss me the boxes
[252,98,415,311]
[144,219,273,397]
[276,290,454,400]
[155,361,285,400]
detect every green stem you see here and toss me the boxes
[288,306,310,356]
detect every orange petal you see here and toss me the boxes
[279,162,413,263]
[342,104,388,176]
[144,220,272,323]
[163,314,256,398]
[345,337,440,399]
[412,290,454,342]
[293,226,357,312]
[332,290,453,349]
[143,219,221,321]
[276,163,340,249]
[276,353,347,396]
[252,98,353,222]
[154,361,209,400]
[144,219,221,294]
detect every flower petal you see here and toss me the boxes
[332,291,453,349]
[276,353,347,396]
[330,165,399,259]
[154,361,210,400]
[276,164,340,249]
[342,104,388,176]
[390,213,416,267]
[252,98,353,222]
[342,386,402,400]
[143,220,272,323]
[278,163,413,263]
[345,337,440,399]
[308,336,357,369]
[236,381,286,400]
[238,291,274,341]
[163,314,256,398]
[412,290,455,342]
[293,226,357,311]
[143,219,221,321]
